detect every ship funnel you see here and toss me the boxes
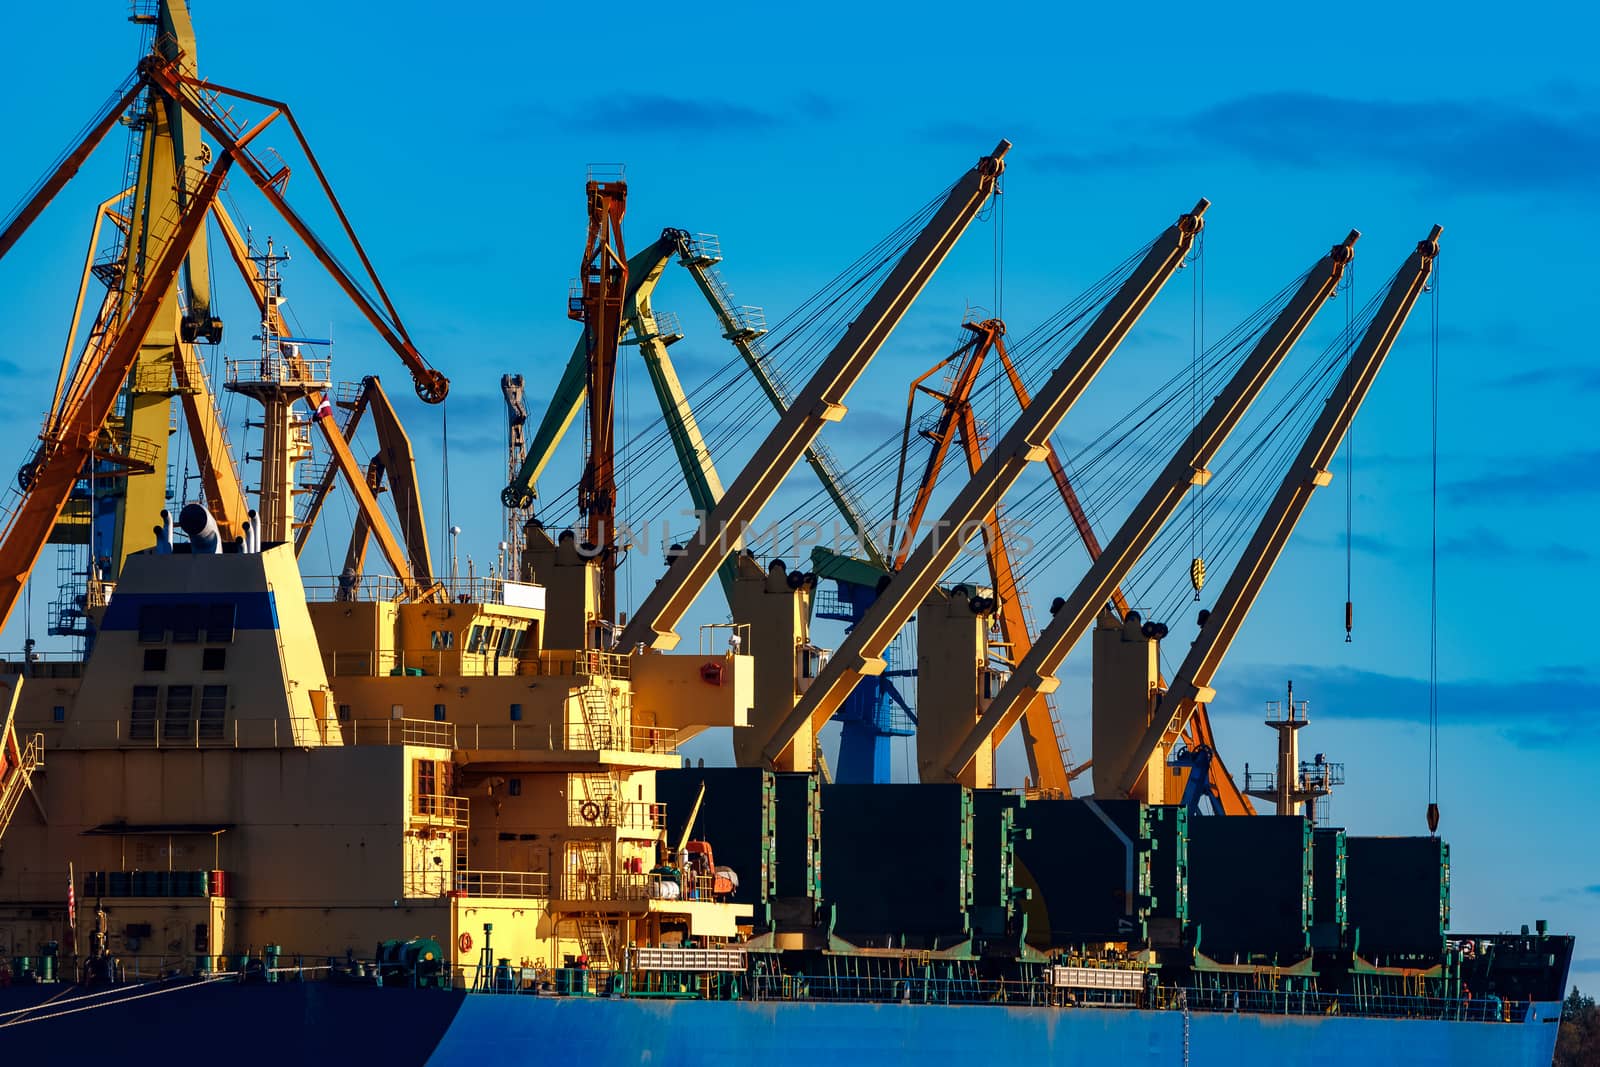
[178,503,222,554]
[155,510,174,554]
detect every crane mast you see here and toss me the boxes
[940,232,1359,786]
[762,201,1206,772]
[572,176,629,625]
[615,142,1010,654]
[1112,226,1443,799]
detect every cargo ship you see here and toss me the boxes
[0,3,1573,1064]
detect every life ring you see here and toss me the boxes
[580,800,601,823]
[458,932,473,955]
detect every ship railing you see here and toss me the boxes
[411,793,468,826]
[1156,986,1517,1023]
[344,717,678,757]
[346,716,456,748]
[76,715,327,748]
[449,869,551,899]
[746,972,1060,1007]
[567,799,665,831]
[225,353,333,388]
[322,647,627,681]
[304,574,545,609]
[554,871,668,902]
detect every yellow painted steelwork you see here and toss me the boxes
[942,231,1357,789]
[765,202,1205,772]
[617,143,1010,654]
[1114,228,1441,799]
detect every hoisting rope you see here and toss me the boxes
[439,397,452,579]
[1427,255,1441,834]
[1344,260,1356,642]
[1189,226,1207,600]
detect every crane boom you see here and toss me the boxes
[211,204,429,595]
[1113,226,1442,798]
[625,243,739,601]
[675,234,888,569]
[991,330,1249,811]
[573,178,629,623]
[615,142,1010,654]
[943,232,1359,783]
[146,63,448,403]
[762,201,1206,770]
[0,153,233,632]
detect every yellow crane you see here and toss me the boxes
[939,232,1359,790]
[761,201,1207,773]
[0,0,447,631]
[1111,227,1442,801]
[614,142,1010,654]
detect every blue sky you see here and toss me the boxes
[3,3,1597,985]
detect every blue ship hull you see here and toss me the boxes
[0,981,1563,1065]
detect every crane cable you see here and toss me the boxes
[1189,227,1207,600]
[1344,259,1356,642]
[1426,255,1441,834]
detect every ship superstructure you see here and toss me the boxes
[0,4,1574,1065]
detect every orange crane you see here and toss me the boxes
[889,319,1074,792]
[762,201,1206,773]
[0,4,447,630]
[894,318,1254,809]
[571,176,629,625]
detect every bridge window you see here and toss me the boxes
[204,603,236,643]
[137,605,166,644]
[130,685,158,740]
[171,607,200,644]
[164,685,194,740]
[430,630,454,650]
[497,627,517,656]
[465,625,486,653]
[143,649,167,672]
[199,686,227,740]
[202,648,227,671]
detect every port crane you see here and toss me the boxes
[503,228,887,576]
[1107,227,1442,801]
[507,220,908,775]
[937,232,1359,794]
[571,175,629,624]
[0,0,447,633]
[614,143,1009,655]
[760,201,1206,773]
[887,318,1075,792]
